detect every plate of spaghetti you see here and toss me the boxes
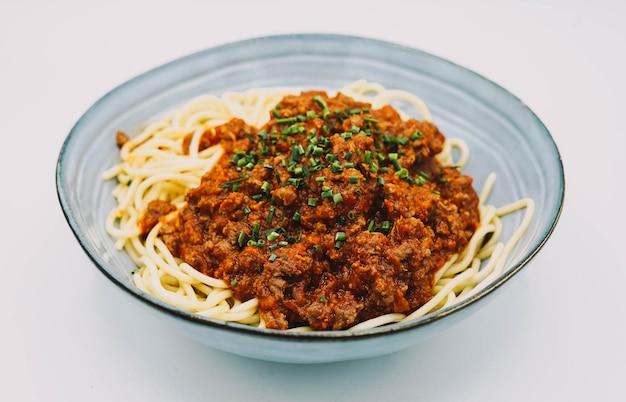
[56,34,564,363]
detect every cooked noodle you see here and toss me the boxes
[103,80,533,331]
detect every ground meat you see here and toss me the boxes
[116,130,130,148]
[158,91,480,330]
[139,199,176,236]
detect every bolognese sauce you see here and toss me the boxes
[146,91,480,330]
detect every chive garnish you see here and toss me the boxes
[410,131,424,140]
[312,95,330,118]
[266,205,275,223]
[395,168,409,179]
[261,181,270,193]
[220,174,250,188]
[252,223,260,240]
[267,230,280,241]
[237,231,246,248]
[276,116,297,124]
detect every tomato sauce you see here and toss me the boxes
[152,91,480,330]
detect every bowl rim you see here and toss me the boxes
[56,32,565,340]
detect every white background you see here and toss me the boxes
[2,0,625,400]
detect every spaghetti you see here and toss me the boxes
[103,81,534,331]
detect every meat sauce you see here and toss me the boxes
[148,91,480,330]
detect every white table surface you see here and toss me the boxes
[2,0,625,400]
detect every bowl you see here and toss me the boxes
[56,33,564,363]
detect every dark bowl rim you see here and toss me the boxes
[55,32,565,341]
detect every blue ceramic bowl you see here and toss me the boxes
[56,34,564,363]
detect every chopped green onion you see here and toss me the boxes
[410,131,424,140]
[266,205,275,223]
[308,198,318,207]
[312,95,330,118]
[335,232,346,241]
[269,253,278,262]
[312,146,324,156]
[388,153,402,170]
[237,231,246,248]
[220,174,250,188]
[287,177,302,187]
[332,193,343,204]
[321,189,333,199]
[364,150,372,164]
[276,116,297,124]
[261,181,270,193]
[252,223,260,240]
[395,168,409,179]
[330,160,343,172]
[349,175,359,184]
